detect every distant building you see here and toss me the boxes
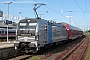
[0,20,17,29]
[0,10,3,17]
[0,10,3,20]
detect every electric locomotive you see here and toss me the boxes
[14,18,68,53]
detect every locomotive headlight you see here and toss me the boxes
[35,35,39,41]
[27,20,30,22]
[14,41,19,43]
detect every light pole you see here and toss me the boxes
[66,11,73,24]
[4,2,12,43]
[4,2,12,20]
[60,10,73,24]
[66,15,72,24]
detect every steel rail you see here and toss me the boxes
[61,38,86,60]
[79,40,89,60]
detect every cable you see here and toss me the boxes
[75,0,85,14]
[85,0,86,12]
[74,0,86,20]
[33,0,68,19]
[45,5,65,18]
[75,0,89,31]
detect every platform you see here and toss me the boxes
[0,41,14,49]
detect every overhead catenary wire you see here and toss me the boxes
[84,0,87,20]
[45,5,65,18]
[74,0,87,21]
[74,0,85,14]
[33,0,68,20]
[84,0,89,30]
[74,0,89,30]
[11,0,90,30]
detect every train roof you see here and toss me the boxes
[59,22,68,25]
[19,18,64,27]
[60,22,83,31]
[0,22,16,28]
[19,18,40,23]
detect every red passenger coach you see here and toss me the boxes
[60,22,83,40]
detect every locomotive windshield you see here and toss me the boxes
[28,23,37,30]
[19,23,37,30]
[19,23,27,30]
[17,18,39,36]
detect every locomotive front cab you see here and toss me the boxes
[14,18,40,53]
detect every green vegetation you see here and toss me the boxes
[0,53,2,57]
[85,39,90,60]
[77,50,82,53]
[29,56,39,60]
[84,31,90,60]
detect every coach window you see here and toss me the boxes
[2,31,4,34]
[63,26,65,28]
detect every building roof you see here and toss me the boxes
[0,20,16,28]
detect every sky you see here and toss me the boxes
[0,0,90,31]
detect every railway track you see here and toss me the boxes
[55,36,89,60]
[8,54,32,60]
[37,36,86,60]
[1,52,35,60]
[2,36,87,60]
